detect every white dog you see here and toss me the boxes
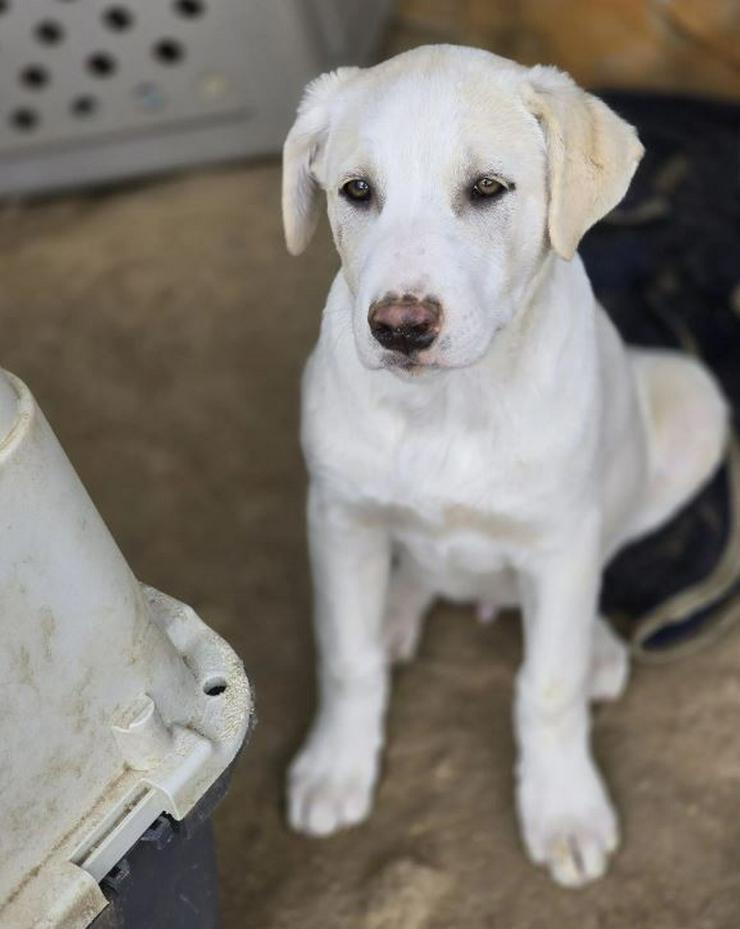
[281,45,728,887]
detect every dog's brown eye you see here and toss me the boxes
[341,178,372,203]
[471,176,505,201]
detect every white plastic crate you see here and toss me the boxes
[0,367,253,928]
[0,0,393,196]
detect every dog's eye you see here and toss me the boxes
[470,176,506,202]
[341,178,373,204]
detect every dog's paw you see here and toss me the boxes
[287,731,379,837]
[589,618,629,702]
[534,819,617,888]
[518,760,619,888]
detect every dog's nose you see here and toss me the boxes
[368,296,441,356]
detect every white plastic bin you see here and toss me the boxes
[0,369,252,929]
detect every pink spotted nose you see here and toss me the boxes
[368,294,442,356]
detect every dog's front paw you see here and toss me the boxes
[517,759,619,888]
[287,729,379,837]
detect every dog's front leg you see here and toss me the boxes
[514,512,618,887]
[288,484,391,837]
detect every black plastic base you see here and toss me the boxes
[90,764,235,929]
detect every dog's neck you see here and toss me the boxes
[331,251,596,425]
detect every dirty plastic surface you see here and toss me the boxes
[0,371,252,929]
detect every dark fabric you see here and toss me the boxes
[583,93,740,652]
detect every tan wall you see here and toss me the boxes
[388,0,740,97]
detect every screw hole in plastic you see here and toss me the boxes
[20,64,50,90]
[153,38,185,65]
[71,94,98,118]
[10,107,39,132]
[103,6,134,31]
[35,19,65,45]
[203,676,227,697]
[174,0,206,17]
[87,52,117,78]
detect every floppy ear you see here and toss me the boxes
[282,67,360,256]
[523,66,644,260]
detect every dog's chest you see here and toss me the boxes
[309,399,562,565]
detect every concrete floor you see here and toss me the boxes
[3,164,740,928]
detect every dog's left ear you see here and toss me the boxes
[523,66,644,260]
[282,67,360,256]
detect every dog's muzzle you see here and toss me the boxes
[367,294,442,357]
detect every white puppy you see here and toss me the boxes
[281,45,728,887]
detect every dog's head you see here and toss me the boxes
[282,46,642,373]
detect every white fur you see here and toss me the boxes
[282,46,728,887]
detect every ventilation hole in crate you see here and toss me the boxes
[153,38,185,66]
[20,64,50,90]
[71,94,98,118]
[174,0,206,17]
[87,52,117,78]
[35,19,65,45]
[103,6,134,31]
[0,1,10,15]
[10,107,39,132]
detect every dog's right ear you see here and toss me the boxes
[282,67,360,256]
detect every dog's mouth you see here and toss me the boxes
[383,353,439,376]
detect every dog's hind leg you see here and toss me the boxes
[628,349,728,540]
[383,552,434,664]
[589,617,629,702]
